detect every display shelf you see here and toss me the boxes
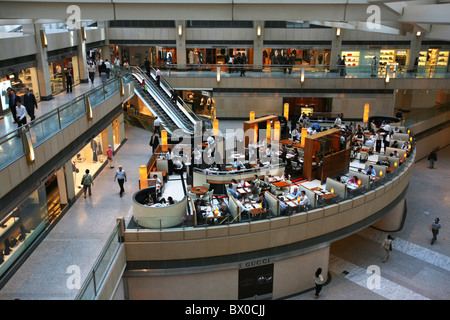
[342,51,359,67]
[437,51,449,67]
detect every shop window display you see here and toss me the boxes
[183,90,214,117]
[1,67,39,112]
[71,133,108,194]
[263,49,330,68]
[0,185,48,278]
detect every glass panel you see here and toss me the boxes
[89,87,105,108]
[78,274,96,300]
[0,130,25,170]
[92,230,120,291]
[104,80,119,100]
[29,111,60,146]
[59,98,86,129]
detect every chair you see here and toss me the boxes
[360,152,369,163]
[188,191,198,200]
[202,190,214,203]
[202,183,210,190]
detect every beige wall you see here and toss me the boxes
[215,96,283,118]
[332,96,394,119]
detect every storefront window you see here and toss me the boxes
[0,67,39,112]
[49,57,80,95]
[263,49,330,67]
[183,90,214,118]
[0,185,48,278]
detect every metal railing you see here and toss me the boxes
[155,63,450,79]
[75,220,122,300]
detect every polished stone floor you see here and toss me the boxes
[0,118,448,300]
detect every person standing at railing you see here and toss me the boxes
[66,69,73,93]
[371,56,378,77]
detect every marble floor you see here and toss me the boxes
[0,119,448,300]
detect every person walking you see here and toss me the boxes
[381,235,393,263]
[15,100,28,127]
[104,59,111,79]
[155,68,161,87]
[9,89,19,124]
[66,69,73,93]
[428,150,437,169]
[430,218,441,245]
[23,88,38,121]
[314,267,325,298]
[88,62,96,84]
[144,57,151,76]
[149,131,160,154]
[106,145,114,168]
[81,169,94,198]
[114,165,127,197]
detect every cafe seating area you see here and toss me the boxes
[132,115,414,230]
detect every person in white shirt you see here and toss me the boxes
[153,116,161,135]
[104,59,111,78]
[334,115,342,126]
[265,146,272,157]
[291,128,299,141]
[88,63,96,84]
[114,57,120,67]
[207,135,215,147]
[153,174,162,194]
[401,141,409,150]
[15,101,27,127]
[299,191,310,208]
[155,68,161,87]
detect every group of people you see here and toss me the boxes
[6,87,38,128]
[227,52,247,76]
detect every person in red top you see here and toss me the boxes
[106,145,114,168]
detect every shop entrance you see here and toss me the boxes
[238,262,274,300]
[45,174,62,223]
[283,97,332,124]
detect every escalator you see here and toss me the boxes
[130,66,211,136]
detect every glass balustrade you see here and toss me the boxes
[0,71,133,171]
[159,63,450,80]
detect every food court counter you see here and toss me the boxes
[132,187,187,229]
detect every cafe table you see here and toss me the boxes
[190,186,209,195]
[273,181,290,188]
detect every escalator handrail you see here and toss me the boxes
[132,67,193,132]
[132,70,191,133]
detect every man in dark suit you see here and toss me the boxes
[23,88,38,121]
[149,132,160,154]
[8,89,19,123]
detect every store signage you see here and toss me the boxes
[0,80,11,111]
[240,258,274,269]
[397,51,407,54]
[201,91,211,97]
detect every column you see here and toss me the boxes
[102,24,111,63]
[29,23,53,101]
[407,27,422,72]
[175,20,186,69]
[330,27,342,72]
[64,160,76,202]
[107,123,114,148]
[77,28,88,83]
[253,21,264,71]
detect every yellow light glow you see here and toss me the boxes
[161,130,167,145]
[363,103,370,123]
[274,121,280,141]
[253,124,258,144]
[283,103,289,121]
[213,119,219,136]
[409,137,413,141]
[250,111,255,120]
[331,188,334,194]
[301,127,308,148]
[300,68,305,84]
[216,67,221,82]
[336,28,341,37]
[407,129,410,134]
[257,26,262,37]
[358,180,361,186]
[380,171,383,177]
[178,25,183,37]
[416,31,421,37]
[266,121,271,141]
[297,196,300,203]
[404,153,407,158]
[139,165,148,189]
[394,162,398,167]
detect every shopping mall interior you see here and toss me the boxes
[0,0,449,303]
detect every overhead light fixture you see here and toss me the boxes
[336,28,341,37]
[40,30,47,48]
[416,31,421,37]
[178,25,183,37]
[300,68,305,84]
[257,26,262,38]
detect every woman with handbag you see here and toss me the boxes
[314,267,325,298]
